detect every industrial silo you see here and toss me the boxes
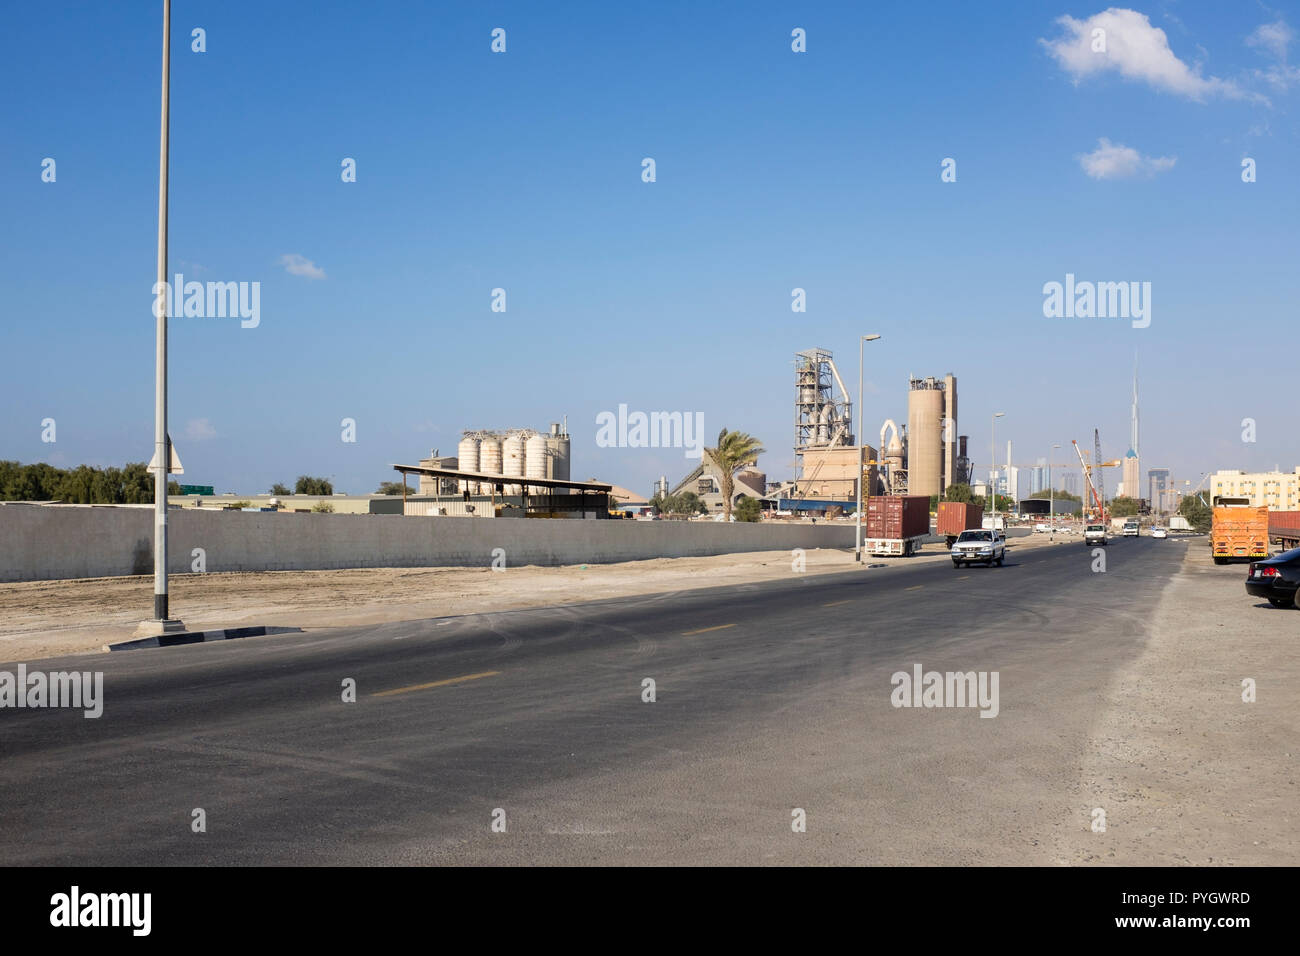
[545,423,570,490]
[907,377,945,498]
[502,431,527,495]
[479,434,503,492]
[524,432,547,498]
[457,434,480,494]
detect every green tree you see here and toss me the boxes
[310,500,335,513]
[1179,494,1212,533]
[702,429,765,521]
[375,481,407,495]
[944,483,974,503]
[1109,495,1140,517]
[294,476,334,496]
[269,482,291,496]
[734,497,762,522]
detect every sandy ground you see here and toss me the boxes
[0,532,1070,660]
[1054,541,1299,865]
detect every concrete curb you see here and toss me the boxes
[106,625,303,652]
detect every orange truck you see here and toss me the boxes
[1211,498,1269,564]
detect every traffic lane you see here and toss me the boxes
[0,538,1182,864]
[0,533,1110,755]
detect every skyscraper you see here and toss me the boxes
[1122,356,1141,501]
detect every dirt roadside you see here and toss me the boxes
[1055,540,1299,865]
[0,532,1070,660]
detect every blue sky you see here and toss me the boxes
[3,1,1297,497]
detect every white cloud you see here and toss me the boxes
[1247,20,1299,91]
[184,418,218,441]
[1079,138,1177,179]
[279,254,326,279]
[1042,8,1247,101]
[1247,20,1293,61]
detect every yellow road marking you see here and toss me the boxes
[904,585,923,591]
[372,670,500,697]
[823,600,852,607]
[682,623,737,636]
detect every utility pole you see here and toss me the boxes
[143,0,182,634]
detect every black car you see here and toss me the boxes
[1245,547,1300,608]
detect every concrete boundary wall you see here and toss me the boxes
[0,503,856,582]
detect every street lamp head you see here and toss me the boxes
[994,412,1005,418]
[863,334,881,341]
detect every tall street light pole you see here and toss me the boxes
[856,334,881,561]
[151,0,177,628]
[990,412,1005,523]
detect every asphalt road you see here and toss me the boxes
[0,535,1184,865]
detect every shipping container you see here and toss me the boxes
[936,501,984,545]
[1268,510,1300,549]
[863,495,930,555]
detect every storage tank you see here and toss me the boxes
[545,423,570,486]
[457,435,480,494]
[907,378,945,498]
[502,432,527,495]
[524,433,548,496]
[479,435,503,491]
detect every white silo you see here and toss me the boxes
[502,431,527,495]
[525,433,548,496]
[479,434,503,492]
[457,435,480,494]
[545,422,570,486]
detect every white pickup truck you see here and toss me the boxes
[1084,524,1108,546]
[951,529,1006,568]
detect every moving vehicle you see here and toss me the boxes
[1084,524,1107,546]
[1033,523,1049,533]
[1151,526,1167,539]
[981,516,1006,533]
[1211,498,1268,564]
[936,501,983,547]
[951,529,1005,568]
[1122,518,1139,537]
[1169,515,1193,532]
[863,495,930,557]
[1245,547,1300,608]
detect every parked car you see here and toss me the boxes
[1151,526,1167,539]
[1084,524,1107,546]
[951,529,1005,568]
[1245,547,1300,608]
[1034,523,1049,533]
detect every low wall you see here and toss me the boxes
[0,503,856,582]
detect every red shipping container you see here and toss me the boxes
[865,495,930,539]
[1268,510,1300,533]
[936,501,983,539]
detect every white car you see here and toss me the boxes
[1151,526,1167,539]
[951,529,1005,568]
[1034,523,1049,533]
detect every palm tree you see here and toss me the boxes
[703,428,765,521]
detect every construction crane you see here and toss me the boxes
[1071,438,1122,522]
